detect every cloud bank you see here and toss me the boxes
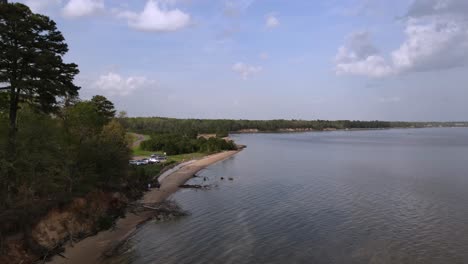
[93,72,156,96]
[62,0,104,18]
[117,0,190,32]
[335,0,468,77]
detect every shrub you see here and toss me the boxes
[141,134,237,155]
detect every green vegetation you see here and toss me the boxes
[168,153,208,162]
[2,2,466,261]
[0,3,80,158]
[127,133,150,145]
[123,117,463,135]
[132,146,155,157]
[0,98,138,224]
[140,134,237,155]
[127,133,152,156]
[0,3,152,249]
[136,161,177,179]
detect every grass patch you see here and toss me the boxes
[127,133,211,162]
[132,146,154,157]
[168,153,209,162]
[126,132,137,143]
[127,132,151,156]
[137,161,177,179]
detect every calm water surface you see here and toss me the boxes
[113,128,468,264]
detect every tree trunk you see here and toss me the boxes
[5,87,19,205]
[7,87,18,159]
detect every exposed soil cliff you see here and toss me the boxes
[0,191,128,264]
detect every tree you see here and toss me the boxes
[0,3,80,155]
[0,92,7,118]
[61,102,102,193]
[91,95,116,124]
[64,102,102,143]
[97,120,130,186]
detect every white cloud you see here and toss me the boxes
[391,17,468,73]
[335,31,394,77]
[93,72,156,96]
[259,52,269,60]
[232,62,262,80]
[335,0,468,77]
[117,0,190,32]
[23,0,62,13]
[62,0,104,18]
[265,13,279,28]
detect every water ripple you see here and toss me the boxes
[107,128,468,264]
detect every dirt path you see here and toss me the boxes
[128,132,148,149]
[49,149,241,264]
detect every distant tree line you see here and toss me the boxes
[141,134,237,155]
[121,117,426,135]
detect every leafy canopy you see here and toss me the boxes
[91,95,116,123]
[0,2,79,116]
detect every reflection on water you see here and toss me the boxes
[108,128,468,264]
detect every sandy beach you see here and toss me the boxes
[49,150,241,264]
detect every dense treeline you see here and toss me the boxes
[121,117,422,135]
[0,98,141,223]
[122,117,468,135]
[141,134,237,155]
[0,3,149,248]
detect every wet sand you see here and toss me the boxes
[49,150,241,264]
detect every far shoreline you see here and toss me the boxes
[229,126,464,135]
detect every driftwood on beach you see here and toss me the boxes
[179,184,212,189]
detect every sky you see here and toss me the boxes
[11,0,468,121]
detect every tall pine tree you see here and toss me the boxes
[0,3,80,155]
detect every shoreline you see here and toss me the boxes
[49,149,242,264]
[229,126,450,135]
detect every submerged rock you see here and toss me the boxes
[144,200,190,223]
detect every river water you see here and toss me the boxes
[112,128,468,264]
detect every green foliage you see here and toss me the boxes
[216,131,229,138]
[0,107,68,207]
[0,92,8,118]
[91,95,116,124]
[0,2,79,158]
[64,101,103,142]
[122,117,432,135]
[0,97,130,215]
[122,161,175,200]
[96,120,130,187]
[0,3,80,111]
[0,4,136,249]
[141,134,237,155]
[124,117,468,135]
[139,161,176,179]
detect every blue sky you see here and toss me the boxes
[13,0,468,121]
